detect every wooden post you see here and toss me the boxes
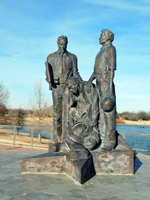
[31,128,34,148]
[13,126,16,146]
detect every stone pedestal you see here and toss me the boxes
[21,134,134,184]
[92,135,134,175]
[21,152,66,174]
[92,151,134,174]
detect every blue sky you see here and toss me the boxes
[0,0,150,112]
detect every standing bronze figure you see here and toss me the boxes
[45,35,82,145]
[88,29,117,152]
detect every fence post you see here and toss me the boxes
[31,128,34,148]
[13,126,16,146]
[50,130,52,142]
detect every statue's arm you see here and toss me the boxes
[72,55,83,82]
[108,46,116,70]
[45,58,53,90]
[91,88,99,127]
[86,57,97,93]
[87,54,98,85]
[108,46,116,95]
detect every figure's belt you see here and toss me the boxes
[53,77,67,84]
[95,72,108,76]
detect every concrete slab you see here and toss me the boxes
[0,144,150,200]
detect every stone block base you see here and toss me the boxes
[21,134,134,184]
[92,134,134,174]
[92,150,134,174]
[21,152,66,174]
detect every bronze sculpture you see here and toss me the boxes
[88,29,116,152]
[45,35,82,146]
[46,31,117,152]
[21,30,134,184]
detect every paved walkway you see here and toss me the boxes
[0,144,150,200]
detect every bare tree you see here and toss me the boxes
[13,108,25,133]
[0,82,9,124]
[0,104,9,124]
[29,79,49,143]
[0,81,9,105]
[117,111,150,121]
[137,111,149,121]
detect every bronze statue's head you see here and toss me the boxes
[66,77,79,95]
[57,35,68,53]
[99,29,114,45]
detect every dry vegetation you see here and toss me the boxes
[24,116,53,126]
[120,119,150,126]
[116,118,150,125]
[116,118,125,124]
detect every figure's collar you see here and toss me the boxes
[101,41,112,50]
[57,50,68,55]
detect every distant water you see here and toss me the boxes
[6,124,150,138]
[117,124,150,135]
[6,125,52,139]
[117,124,150,155]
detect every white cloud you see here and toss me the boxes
[84,0,150,15]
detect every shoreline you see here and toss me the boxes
[117,119,150,126]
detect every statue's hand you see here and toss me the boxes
[49,83,52,90]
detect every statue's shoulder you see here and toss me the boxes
[108,45,116,52]
[67,51,77,59]
[47,51,58,60]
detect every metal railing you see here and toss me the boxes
[0,125,53,149]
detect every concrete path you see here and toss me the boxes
[0,144,150,200]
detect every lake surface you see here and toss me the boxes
[6,125,52,139]
[117,124,150,155]
[117,124,150,135]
